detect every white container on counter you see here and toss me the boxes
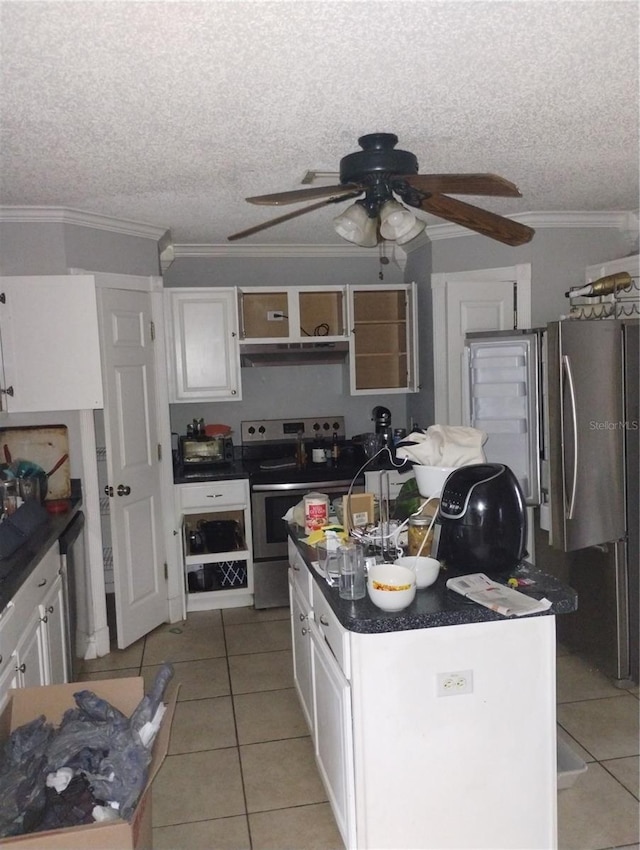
[304,491,330,534]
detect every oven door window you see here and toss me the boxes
[263,492,301,547]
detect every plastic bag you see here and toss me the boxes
[0,716,55,837]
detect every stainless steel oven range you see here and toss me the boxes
[242,416,364,608]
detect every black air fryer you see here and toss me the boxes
[434,463,527,576]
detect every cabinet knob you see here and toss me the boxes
[0,386,14,396]
[301,627,308,636]
[117,484,131,497]
[299,612,306,622]
[104,485,114,497]
[231,389,237,395]
[47,605,54,614]
[17,663,26,673]
[319,614,329,626]
[41,615,48,624]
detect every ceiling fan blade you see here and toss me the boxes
[402,173,522,197]
[246,184,363,206]
[228,193,361,241]
[414,194,534,246]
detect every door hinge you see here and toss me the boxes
[164,562,168,581]
[150,320,156,341]
[157,443,162,461]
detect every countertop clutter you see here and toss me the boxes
[287,522,577,633]
[0,495,82,612]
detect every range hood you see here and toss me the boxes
[240,341,349,367]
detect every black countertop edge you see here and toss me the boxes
[0,499,83,611]
[288,525,578,634]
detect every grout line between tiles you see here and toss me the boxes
[221,609,254,849]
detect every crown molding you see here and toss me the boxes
[1,207,634,257]
[171,243,379,259]
[0,206,167,241]
[425,210,637,241]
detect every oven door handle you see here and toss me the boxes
[252,480,358,492]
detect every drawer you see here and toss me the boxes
[312,582,350,679]
[178,479,248,510]
[288,538,312,607]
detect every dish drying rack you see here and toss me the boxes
[568,272,639,320]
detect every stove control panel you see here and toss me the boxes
[241,416,345,443]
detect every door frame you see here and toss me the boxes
[431,264,532,424]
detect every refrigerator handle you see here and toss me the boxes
[562,354,579,519]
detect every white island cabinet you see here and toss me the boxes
[288,538,559,850]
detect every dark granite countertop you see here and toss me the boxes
[0,500,82,611]
[173,457,368,486]
[288,524,577,634]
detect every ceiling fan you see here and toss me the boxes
[228,133,535,247]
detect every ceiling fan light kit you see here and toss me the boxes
[229,133,535,247]
[379,199,420,241]
[333,201,378,247]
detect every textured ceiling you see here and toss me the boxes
[0,0,638,246]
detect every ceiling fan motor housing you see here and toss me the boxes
[339,133,418,184]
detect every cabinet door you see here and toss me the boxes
[14,610,47,688]
[290,581,314,733]
[310,622,355,848]
[40,574,68,685]
[348,283,418,394]
[166,288,241,402]
[0,275,104,412]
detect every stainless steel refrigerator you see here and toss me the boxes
[465,319,639,685]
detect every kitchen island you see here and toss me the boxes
[287,523,577,850]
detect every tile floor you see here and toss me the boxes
[78,607,640,850]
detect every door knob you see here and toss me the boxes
[117,484,131,496]
[104,485,113,497]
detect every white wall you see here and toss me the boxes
[431,226,636,326]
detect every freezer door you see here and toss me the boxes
[465,331,541,504]
[548,321,625,550]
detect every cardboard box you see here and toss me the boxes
[0,678,177,850]
[341,493,375,531]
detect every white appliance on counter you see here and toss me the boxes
[464,318,639,685]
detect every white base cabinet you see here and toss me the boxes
[0,542,70,708]
[175,479,254,612]
[288,544,558,850]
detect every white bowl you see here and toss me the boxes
[367,563,417,612]
[413,465,456,497]
[394,556,441,589]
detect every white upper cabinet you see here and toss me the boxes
[165,288,242,402]
[348,282,418,394]
[0,275,104,412]
[238,286,348,342]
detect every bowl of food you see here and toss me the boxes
[394,555,441,589]
[367,563,417,612]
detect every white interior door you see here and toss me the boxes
[98,287,167,648]
[432,264,531,424]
